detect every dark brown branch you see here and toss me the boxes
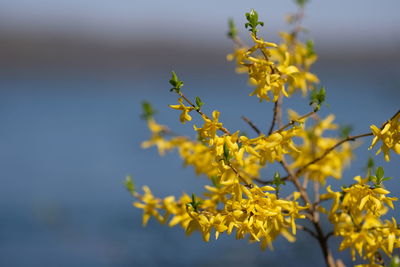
[268,100,279,135]
[242,116,262,135]
[295,132,373,176]
[325,231,334,240]
[297,224,318,239]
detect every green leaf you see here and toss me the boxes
[227,18,238,39]
[223,142,231,162]
[306,40,315,56]
[245,9,264,34]
[195,96,204,110]
[295,0,309,8]
[382,177,393,182]
[141,101,157,120]
[367,157,375,170]
[369,175,377,182]
[376,166,384,180]
[272,171,285,196]
[169,71,184,92]
[390,255,400,267]
[188,193,202,212]
[309,86,326,112]
[124,176,135,196]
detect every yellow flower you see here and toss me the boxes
[270,32,320,96]
[322,177,399,265]
[369,112,400,161]
[133,186,163,226]
[169,97,194,124]
[227,47,249,73]
[290,114,352,183]
[141,118,175,155]
[194,110,223,141]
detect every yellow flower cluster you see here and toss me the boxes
[289,112,352,183]
[133,8,398,266]
[320,176,399,265]
[228,34,298,102]
[369,112,400,161]
[134,183,307,249]
[228,32,319,102]
[136,104,309,248]
[270,32,319,96]
[142,114,300,184]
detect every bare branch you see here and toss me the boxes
[242,116,262,135]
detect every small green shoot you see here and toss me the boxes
[169,71,184,93]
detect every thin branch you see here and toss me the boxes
[302,176,309,189]
[228,164,253,188]
[295,132,373,176]
[297,224,318,239]
[276,94,284,128]
[313,182,320,222]
[313,181,320,204]
[253,176,289,185]
[242,116,262,135]
[176,91,231,135]
[280,158,312,207]
[268,100,279,135]
[325,231,334,240]
[274,110,315,133]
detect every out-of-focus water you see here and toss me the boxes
[0,64,399,266]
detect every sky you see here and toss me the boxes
[0,0,399,46]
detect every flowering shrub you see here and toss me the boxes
[127,2,400,266]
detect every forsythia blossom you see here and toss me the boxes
[132,7,398,267]
[290,112,352,183]
[169,97,195,124]
[369,112,400,161]
[320,176,399,265]
[135,183,307,249]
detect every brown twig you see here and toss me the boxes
[268,100,280,135]
[273,92,336,267]
[274,110,315,133]
[295,132,373,176]
[253,176,289,185]
[297,224,318,239]
[228,164,253,188]
[242,116,262,135]
[176,91,231,135]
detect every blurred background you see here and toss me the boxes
[0,0,399,266]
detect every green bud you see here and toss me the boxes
[309,86,326,112]
[390,255,400,267]
[223,142,231,162]
[195,96,204,110]
[227,18,238,39]
[245,9,264,34]
[376,166,384,180]
[141,101,157,120]
[187,193,203,212]
[367,157,375,170]
[306,40,315,56]
[295,0,309,8]
[272,171,285,196]
[169,71,184,93]
[124,176,135,196]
